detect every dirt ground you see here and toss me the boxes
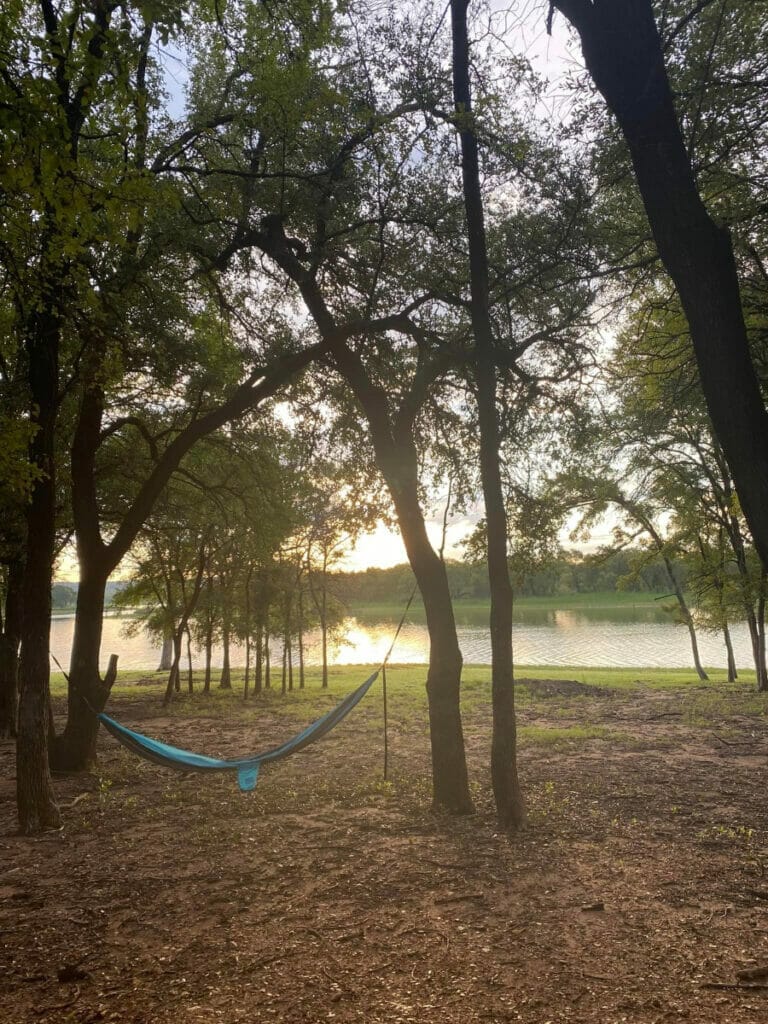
[2,675,768,1024]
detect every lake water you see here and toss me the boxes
[49,603,759,673]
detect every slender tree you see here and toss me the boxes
[450,0,524,828]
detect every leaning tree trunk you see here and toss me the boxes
[451,0,524,829]
[0,559,24,739]
[259,216,472,814]
[378,440,474,815]
[665,567,707,681]
[552,0,768,570]
[50,382,121,772]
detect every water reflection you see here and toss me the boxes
[50,606,758,673]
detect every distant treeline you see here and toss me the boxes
[332,550,677,604]
[53,550,673,611]
[52,581,126,610]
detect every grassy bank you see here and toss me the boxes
[49,663,761,719]
[348,590,674,618]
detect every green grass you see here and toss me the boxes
[518,724,629,748]
[50,662,762,720]
[348,591,675,618]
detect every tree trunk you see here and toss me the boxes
[50,565,117,770]
[281,634,287,695]
[186,628,194,692]
[243,570,252,699]
[203,627,212,693]
[723,623,737,682]
[635,512,708,682]
[263,217,473,814]
[553,0,768,569]
[244,635,250,699]
[756,580,767,692]
[0,559,24,739]
[254,621,263,696]
[219,620,231,689]
[378,441,473,815]
[157,633,173,672]
[164,629,184,706]
[297,592,305,690]
[264,619,271,689]
[451,0,524,829]
[320,583,328,689]
[17,312,61,832]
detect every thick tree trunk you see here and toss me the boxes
[50,566,118,770]
[756,586,767,692]
[17,315,61,832]
[451,0,524,829]
[258,217,472,813]
[553,0,768,568]
[0,559,24,739]
[379,441,473,815]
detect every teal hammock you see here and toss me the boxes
[99,668,381,792]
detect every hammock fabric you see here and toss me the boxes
[98,668,380,792]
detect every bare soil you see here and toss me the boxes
[2,677,768,1024]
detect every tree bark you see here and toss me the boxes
[0,559,24,739]
[186,628,194,692]
[219,618,232,689]
[203,628,213,693]
[254,622,263,695]
[723,623,737,682]
[51,565,117,768]
[157,633,173,672]
[756,576,767,692]
[363,430,473,814]
[264,619,271,689]
[297,591,305,689]
[17,311,61,832]
[451,0,524,829]
[552,0,768,568]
